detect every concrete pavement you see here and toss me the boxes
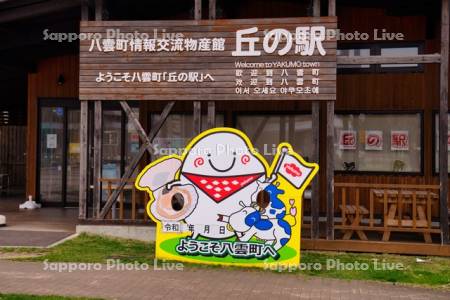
[0,260,449,299]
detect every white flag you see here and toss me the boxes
[276,152,314,189]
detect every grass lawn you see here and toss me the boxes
[2,233,450,289]
[0,294,102,300]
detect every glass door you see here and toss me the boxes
[66,110,80,204]
[39,107,65,203]
[39,104,80,206]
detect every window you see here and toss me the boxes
[151,114,224,158]
[102,111,123,179]
[335,113,422,173]
[338,43,423,73]
[236,114,313,162]
[101,107,140,202]
[434,113,450,173]
[380,46,419,69]
[337,47,371,71]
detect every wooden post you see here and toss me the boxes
[326,0,336,241]
[207,0,216,129]
[193,0,202,134]
[81,0,89,21]
[99,102,175,219]
[93,101,102,218]
[95,0,102,21]
[310,0,321,240]
[193,101,202,134]
[313,0,320,17]
[78,0,89,220]
[79,101,88,219]
[119,101,168,156]
[209,0,216,20]
[440,0,450,244]
[311,103,320,239]
[326,101,335,240]
[195,0,202,20]
[328,0,336,17]
[207,101,216,129]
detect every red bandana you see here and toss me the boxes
[182,173,263,203]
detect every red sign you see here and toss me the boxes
[339,131,357,150]
[283,163,302,177]
[391,131,409,151]
[365,130,383,151]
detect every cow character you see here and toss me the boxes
[218,201,292,251]
[251,181,297,226]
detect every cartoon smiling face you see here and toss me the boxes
[177,129,269,239]
[182,132,265,176]
[181,131,266,203]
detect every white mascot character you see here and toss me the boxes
[137,129,269,239]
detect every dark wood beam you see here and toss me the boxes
[207,0,216,128]
[439,0,450,244]
[193,101,202,135]
[79,101,88,219]
[326,101,335,240]
[328,0,336,17]
[195,0,202,20]
[311,103,320,239]
[0,0,80,24]
[313,0,320,17]
[311,0,321,240]
[207,101,216,129]
[99,101,175,219]
[81,0,90,21]
[120,101,154,155]
[93,101,102,218]
[209,0,216,20]
[95,0,103,21]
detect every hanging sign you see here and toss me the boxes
[391,130,409,151]
[135,128,318,268]
[339,130,357,150]
[46,134,57,149]
[79,17,337,101]
[365,130,383,151]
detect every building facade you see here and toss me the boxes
[1,0,449,255]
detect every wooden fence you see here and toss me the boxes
[0,126,26,187]
[334,183,442,243]
[98,178,150,222]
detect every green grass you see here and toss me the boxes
[23,234,154,264]
[0,294,102,300]
[300,251,450,288]
[2,233,450,289]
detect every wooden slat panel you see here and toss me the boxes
[0,126,26,187]
[79,18,337,101]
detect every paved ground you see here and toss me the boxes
[0,261,448,300]
[0,192,78,246]
[0,193,78,232]
[0,230,73,247]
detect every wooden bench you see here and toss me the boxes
[372,189,438,243]
[339,204,369,240]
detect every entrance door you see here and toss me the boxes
[38,103,80,206]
